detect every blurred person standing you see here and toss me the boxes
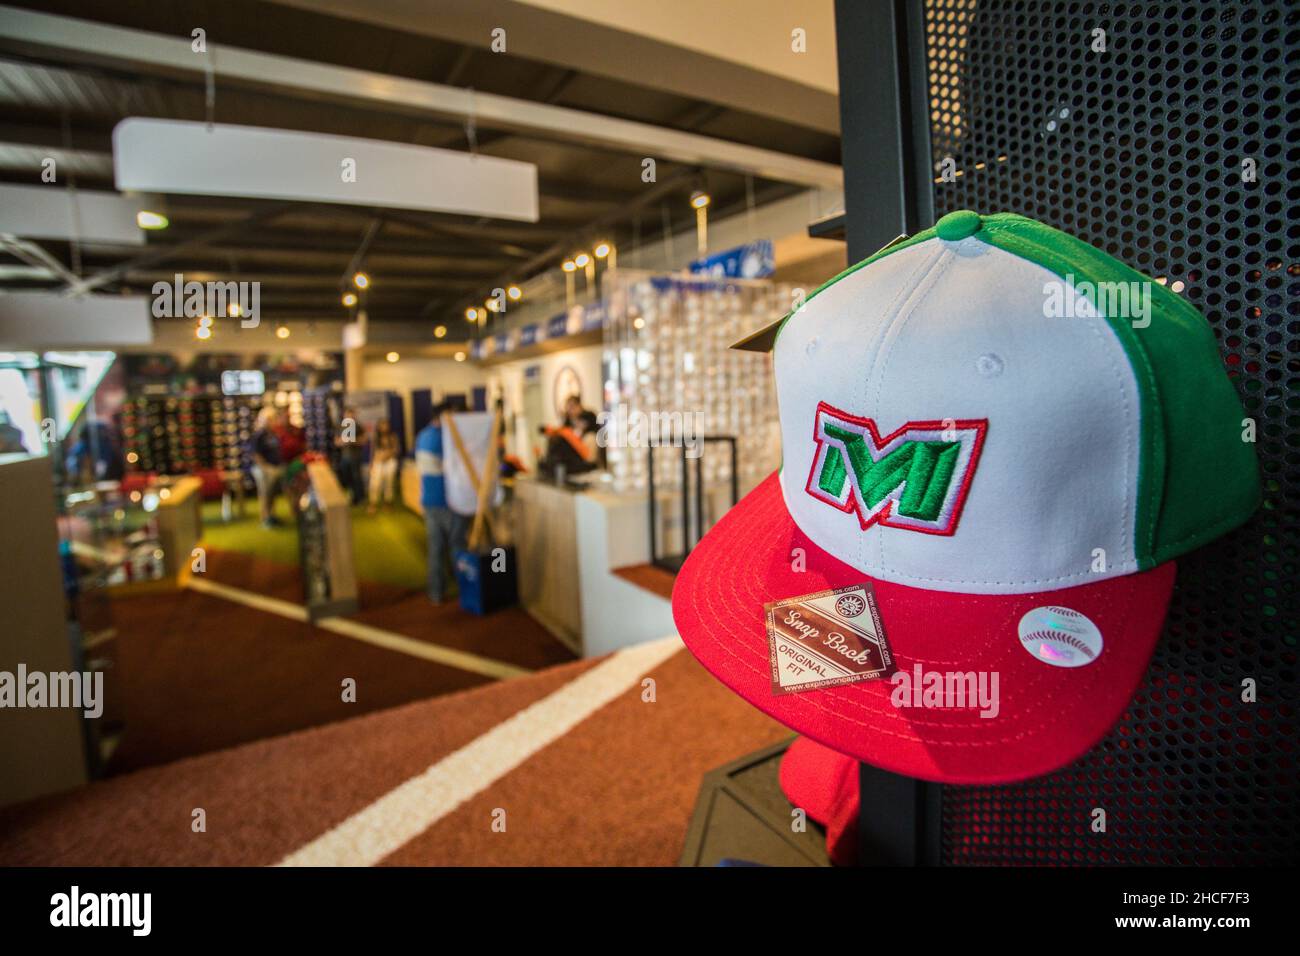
[367,418,399,513]
[538,394,599,477]
[333,405,367,503]
[415,403,469,604]
[275,408,306,466]
[249,406,285,527]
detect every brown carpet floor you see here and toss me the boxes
[380,649,791,866]
[103,589,490,774]
[0,657,602,866]
[613,563,677,600]
[0,648,788,866]
[101,549,573,774]
[349,591,577,671]
[201,548,306,603]
[204,547,574,670]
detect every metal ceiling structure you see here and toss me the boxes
[0,0,842,342]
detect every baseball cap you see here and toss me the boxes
[672,210,1259,784]
[779,736,859,866]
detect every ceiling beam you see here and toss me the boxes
[377,209,543,259]
[0,119,113,153]
[135,230,503,260]
[433,166,699,320]
[0,234,78,285]
[0,5,841,189]
[62,201,295,294]
[266,0,841,135]
[113,272,478,291]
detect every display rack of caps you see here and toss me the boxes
[601,272,786,497]
[271,389,307,429]
[121,394,260,475]
[301,388,336,454]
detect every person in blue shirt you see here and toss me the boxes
[415,402,470,604]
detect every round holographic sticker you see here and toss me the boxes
[1017,606,1103,668]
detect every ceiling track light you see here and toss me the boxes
[136,210,169,230]
[691,183,711,254]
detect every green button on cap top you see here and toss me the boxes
[935,209,982,241]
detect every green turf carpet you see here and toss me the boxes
[199,499,428,591]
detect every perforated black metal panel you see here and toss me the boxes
[922,0,1299,865]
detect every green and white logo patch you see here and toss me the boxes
[806,402,987,535]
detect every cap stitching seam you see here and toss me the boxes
[856,246,952,574]
[865,560,1141,588]
[981,218,1165,560]
[866,249,960,577]
[1079,294,1138,581]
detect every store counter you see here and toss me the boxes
[514,478,677,657]
[156,475,203,582]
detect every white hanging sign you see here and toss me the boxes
[113,118,539,222]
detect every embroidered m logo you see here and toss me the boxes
[806,402,987,535]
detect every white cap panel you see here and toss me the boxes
[775,235,1142,595]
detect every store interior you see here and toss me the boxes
[0,0,847,864]
[2,1,1292,873]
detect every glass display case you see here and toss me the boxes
[0,350,116,463]
[601,271,787,498]
[0,351,50,459]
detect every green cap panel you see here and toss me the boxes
[975,212,1260,566]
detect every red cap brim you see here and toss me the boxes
[673,473,1176,784]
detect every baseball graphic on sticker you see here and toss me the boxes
[835,593,866,618]
[1017,606,1103,668]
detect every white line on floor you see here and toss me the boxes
[186,576,308,621]
[184,576,529,680]
[275,634,683,867]
[317,615,527,681]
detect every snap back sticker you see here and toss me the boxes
[765,583,895,695]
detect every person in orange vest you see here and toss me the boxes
[539,394,599,478]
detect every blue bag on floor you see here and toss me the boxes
[453,547,518,615]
